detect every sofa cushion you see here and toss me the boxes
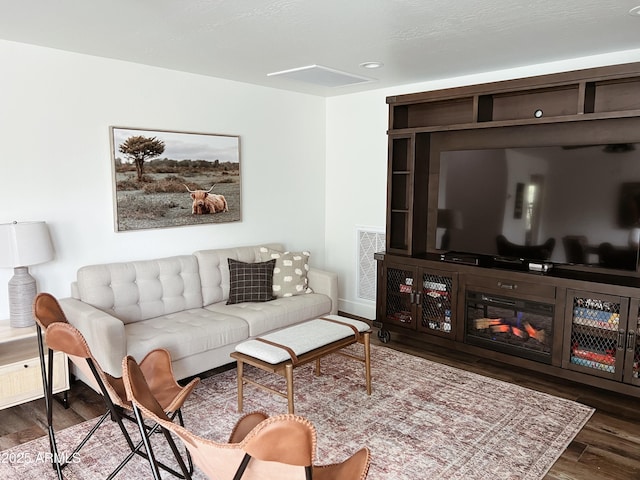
[258,247,313,298]
[227,258,276,304]
[205,293,332,337]
[125,308,249,362]
[76,255,203,324]
[194,244,284,305]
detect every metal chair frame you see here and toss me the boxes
[35,295,194,480]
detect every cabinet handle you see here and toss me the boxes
[497,282,516,290]
[628,331,636,352]
[415,292,421,304]
[618,329,625,350]
[410,292,415,303]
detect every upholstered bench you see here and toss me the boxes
[230,315,372,413]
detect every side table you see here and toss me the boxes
[0,319,69,410]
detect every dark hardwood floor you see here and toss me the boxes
[1,334,639,479]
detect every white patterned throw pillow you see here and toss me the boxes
[258,247,314,297]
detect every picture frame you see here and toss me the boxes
[110,127,241,232]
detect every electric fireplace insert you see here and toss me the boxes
[465,291,554,364]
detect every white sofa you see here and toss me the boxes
[59,244,338,383]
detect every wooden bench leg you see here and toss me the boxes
[237,359,244,413]
[285,363,294,414]
[364,331,372,395]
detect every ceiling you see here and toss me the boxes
[1,0,639,97]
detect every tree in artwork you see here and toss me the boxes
[119,136,166,182]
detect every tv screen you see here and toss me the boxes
[436,144,640,271]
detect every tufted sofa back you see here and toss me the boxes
[75,255,203,324]
[72,244,284,324]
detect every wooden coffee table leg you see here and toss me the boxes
[237,359,244,412]
[285,363,294,414]
[364,331,372,395]
[315,358,321,376]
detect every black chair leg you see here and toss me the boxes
[36,327,63,479]
[232,453,252,480]
[162,429,193,480]
[132,405,163,480]
[46,425,64,479]
[176,409,194,474]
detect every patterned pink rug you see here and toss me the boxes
[0,344,593,479]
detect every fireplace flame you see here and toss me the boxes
[474,317,545,344]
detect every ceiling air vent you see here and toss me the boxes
[267,64,375,88]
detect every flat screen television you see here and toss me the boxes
[435,142,640,272]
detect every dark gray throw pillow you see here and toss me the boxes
[227,258,276,305]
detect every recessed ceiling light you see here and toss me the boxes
[359,61,384,69]
[629,5,640,16]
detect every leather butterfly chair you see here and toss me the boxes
[122,354,371,480]
[33,292,200,480]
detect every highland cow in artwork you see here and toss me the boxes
[184,185,229,214]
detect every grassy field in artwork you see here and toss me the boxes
[114,160,240,231]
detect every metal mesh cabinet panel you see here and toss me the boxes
[420,273,453,335]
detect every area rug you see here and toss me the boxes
[0,344,593,479]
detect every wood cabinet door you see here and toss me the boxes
[563,289,628,382]
[383,261,418,331]
[417,268,457,339]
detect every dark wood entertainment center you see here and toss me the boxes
[375,62,640,398]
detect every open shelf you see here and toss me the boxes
[387,63,640,134]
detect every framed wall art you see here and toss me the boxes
[110,127,241,232]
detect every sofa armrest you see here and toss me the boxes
[307,268,338,315]
[58,298,127,377]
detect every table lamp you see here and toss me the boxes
[0,221,55,328]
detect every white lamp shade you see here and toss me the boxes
[0,221,55,268]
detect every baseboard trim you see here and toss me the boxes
[338,299,375,321]
[337,310,372,325]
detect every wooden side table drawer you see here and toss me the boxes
[0,351,69,410]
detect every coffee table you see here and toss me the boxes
[230,315,371,414]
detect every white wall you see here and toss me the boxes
[0,40,327,319]
[325,48,640,319]
[3,38,640,323]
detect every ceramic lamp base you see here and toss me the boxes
[8,266,37,328]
